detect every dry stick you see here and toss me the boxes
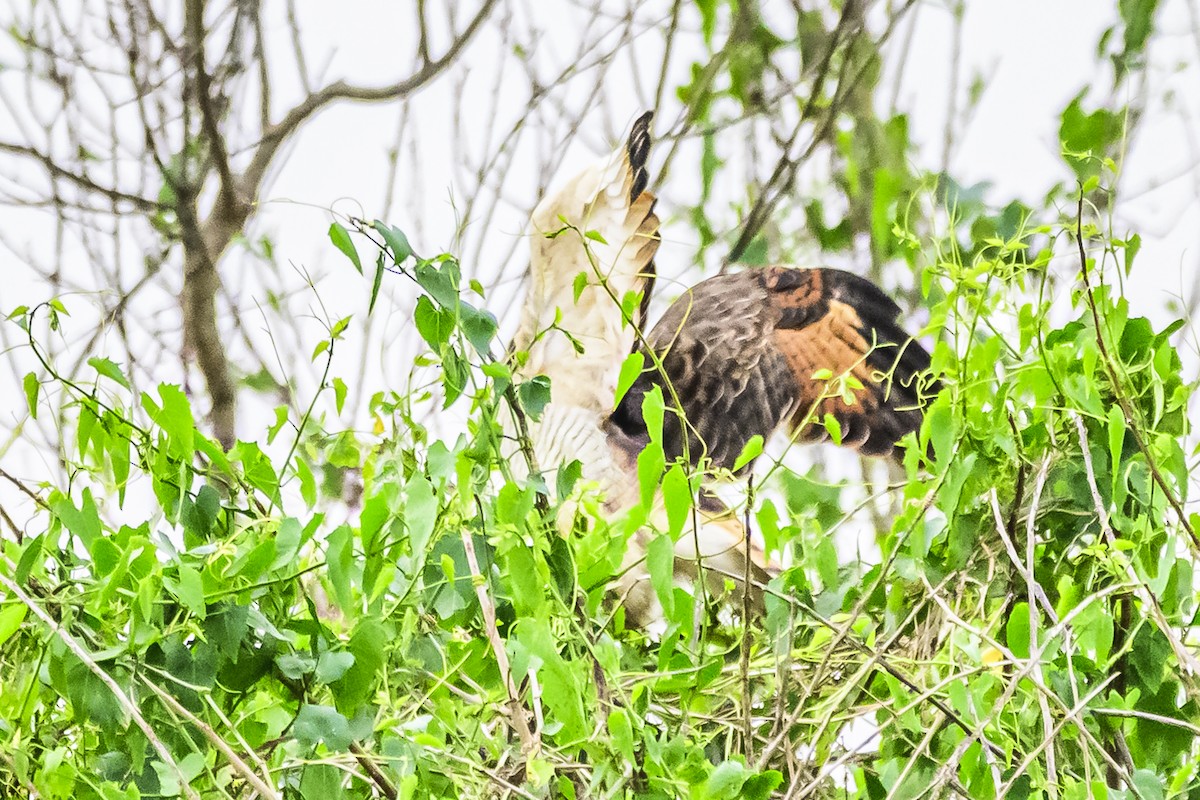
[920,556,1139,797]
[740,475,755,763]
[792,596,1005,757]
[757,518,939,774]
[464,502,539,756]
[348,743,399,800]
[424,746,542,800]
[723,0,920,267]
[0,466,52,512]
[1021,459,1060,799]
[883,712,949,800]
[789,663,997,800]
[922,573,1138,798]
[0,571,201,800]
[1090,706,1200,736]
[141,678,281,800]
[1072,413,1200,687]
[1073,195,1198,552]
[758,477,952,774]
[201,693,278,791]
[995,677,1116,800]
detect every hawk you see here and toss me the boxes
[510,111,936,627]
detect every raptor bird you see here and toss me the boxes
[509,111,936,627]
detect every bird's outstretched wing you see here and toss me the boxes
[610,266,937,472]
[512,112,660,414]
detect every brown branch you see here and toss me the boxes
[184,0,237,209]
[243,0,498,191]
[0,466,52,512]
[176,0,496,449]
[0,140,159,212]
[723,0,919,267]
[350,742,398,799]
[141,678,280,800]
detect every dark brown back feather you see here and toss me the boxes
[609,266,938,471]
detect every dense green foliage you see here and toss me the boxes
[3,186,1197,797]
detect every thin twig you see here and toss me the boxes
[0,570,201,800]
[466,498,539,756]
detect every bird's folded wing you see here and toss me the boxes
[612,266,938,472]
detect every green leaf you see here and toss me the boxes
[277,652,316,680]
[0,603,27,646]
[168,564,206,618]
[328,222,362,273]
[823,413,843,446]
[459,303,498,355]
[1124,232,1142,274]
[107,419,131,507]
[518,376,551,421]
[556,460,582,502]
[614,352,644,408]
[333,617,386,711]
[404,473,437,557]
[296,458,317,508]
[519,619,586,740]
[647,532,674,618]
[23,372,39,419]
[1118,0,1159,63]
[298,764,342,799]
[636,441,665,509]
[1130,769,1165,800]
[325,524,355,615]
[442,349,468,407]
[88,357,129,388]
[372,220,413,264]
[369,253,386,315]
[332,377,348,415]
[814,536,838,589]
[414,259,462,308]
[1007,602,1031,659]
[414,295,454,349]
[607,708,635,763]
[743,771,785,800]
[233,441,281,500]
[506,543,543,616]
[294,704,353,751]
[53,489,102,552]
[149,384,196,457]
[696,0,717,44]
[481,361,512,393]
[315,651,356,684]
[641,385,665,444]
[925,395,956,465]
[704,760,748,799]
[733,435,763,472]
[1107,405,1125,495]
[584,229,608,245]
[661,465,690,539]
